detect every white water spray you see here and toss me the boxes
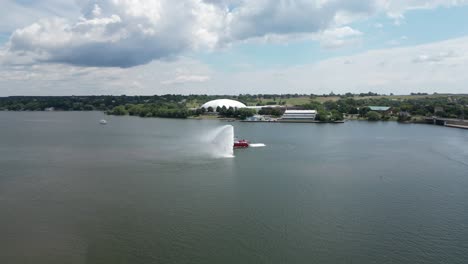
[198,125,266,158]
[205,125,234,158]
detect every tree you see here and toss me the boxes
[226,107,235,117]
[302,101,323,111]
[331,110,344,121]
[207,106,214,112]
[367,111,381,121]
[110,105,128,116]
[316,110,330,122]
[258,107,284,117]
[323,101,338,111]
[348,107,359,115]
[83,104,95,111]
[397,112,411,122]
[359,107,371,117]
[270,108,284,117]
[237,108,256,120]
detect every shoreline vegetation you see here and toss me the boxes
[0,93,467,124]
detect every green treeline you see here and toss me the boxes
[108,104,190,118]
[0,93,386,111]
[216,106,256,120]
[301,96,467,121]
[0,94,466,121]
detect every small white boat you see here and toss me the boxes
[99,119,107,125]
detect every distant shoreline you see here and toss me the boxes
[2,110,467,129]
[1,94,466,126]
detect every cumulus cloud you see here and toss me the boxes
[2,36,468,96]
[0,0,79,33]
[218,0,467,41]
[2,0,468,68]
[5,0,225,67]
[223,0,375,41]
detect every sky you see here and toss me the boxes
[1,0,468,96]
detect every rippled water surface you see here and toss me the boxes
[1,112,467,264]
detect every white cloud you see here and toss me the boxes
[2,36,468,95]
[380,0,468,16]
[0,0,78,33]
[219,0,468,41]
[318,26,363,49]
[3,0,468,68]
[0,58,215,95]
[412,50,458,63]
[161,75,211,85]
[222,0,376,42]
[250,36,468,94]
[4,0,225,67]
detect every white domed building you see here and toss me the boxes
[200,99,247,112]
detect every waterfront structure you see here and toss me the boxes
[368,106,392,113]
[399,111,411,118]
[279,110,317,122]
[200,99,246,112]
[245,115,266,122]
[243,115,279,122]
[425,116,468,129]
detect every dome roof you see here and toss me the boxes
[201,99,246,110]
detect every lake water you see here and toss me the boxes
[1,112,467,264]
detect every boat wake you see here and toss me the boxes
[249,143,266,148]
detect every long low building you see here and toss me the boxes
[280,110,317,122]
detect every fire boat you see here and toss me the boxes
[234,139,249,148]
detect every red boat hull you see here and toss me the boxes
[234,140,249,148]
